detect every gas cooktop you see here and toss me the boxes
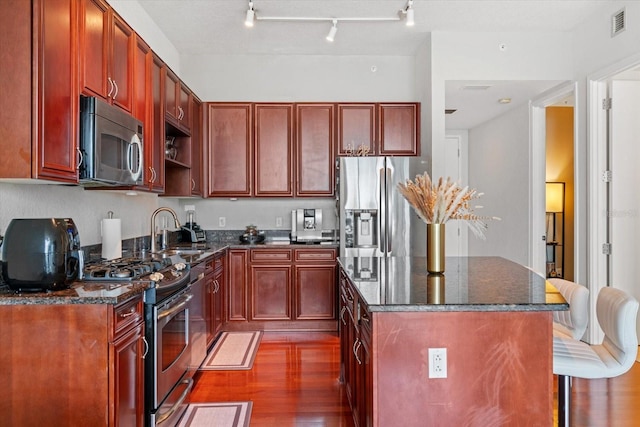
[83,257,172,281]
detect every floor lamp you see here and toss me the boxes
[546,182,565,278]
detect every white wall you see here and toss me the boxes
[181,54,415,102]
[467,104,530,265]
[0,183,180,246]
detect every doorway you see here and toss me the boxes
[589,58,640,344]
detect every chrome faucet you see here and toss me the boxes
[150,207,181,253]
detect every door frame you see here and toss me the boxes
[530,81,578,277]
[587,52,640,344]
[444,131,469,257]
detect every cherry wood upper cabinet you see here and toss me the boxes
[165,68,192,133]
[378,103,420,156]
[295,104,335,197]
[79,0,134,112]
[337,103,377,156]
[254,104,294,197]
[147,54,165,193]
[191,97,203,196]
[0,0,79,183]
[207,103,253,197]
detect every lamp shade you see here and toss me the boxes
[546,182,564,213]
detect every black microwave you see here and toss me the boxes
[79,95,144,186]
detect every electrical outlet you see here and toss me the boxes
[428,348,447,378]
[276,216,283,227]
[218,217,226,227]
[184,204,195,212]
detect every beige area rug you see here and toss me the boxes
[177,402,252,427]
[200,331,262,370]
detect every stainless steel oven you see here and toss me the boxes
[146,275,194,426]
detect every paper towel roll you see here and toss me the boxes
[101,218,122,260]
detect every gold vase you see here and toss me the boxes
[426,223,445,274]
[427,274,445,304]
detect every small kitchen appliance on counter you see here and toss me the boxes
[1,218,83,291]
[291,208,326,243]
[240,225,265,244]
[181,210,206,243]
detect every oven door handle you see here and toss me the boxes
[155,377,194,425]
[157,294,193,321]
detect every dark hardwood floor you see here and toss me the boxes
[190,332,640,426]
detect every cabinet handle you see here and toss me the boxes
[340,306,347,325]
[214,280,220,293]
[192,179,196,190]
[142,336,149,359]
[149,166,156,183]
[179,106,184,120]
[156,378,193,425]
[353,339,362,365]
[107,77,114,98]
[113,80,119,100]
[119,307,137,318]
[76,148,83,168]
[361,311,370,324]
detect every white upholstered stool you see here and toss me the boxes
[553,287,639,426]
[549,278,590,340]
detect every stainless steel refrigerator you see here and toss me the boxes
[338,157,411,258]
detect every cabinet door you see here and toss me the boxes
[148,55,165,192]
[191,98,203,196]
[337,104,377,156]
[378,103,420,156]
[179,85,192,131]
[112,322,145,427]
[295,104,335,197]
[207,103,253,197]
[205,272,215,346]
[36,0,79,182]
[251,265,292,320]
[110,12,134,112]
[79,0,109,100]
[213,263,225,337]
[295,265,336,320]
[165,69,179,121]
[133,35,152,190]
[228,249,249,321]
[254,103,294,197]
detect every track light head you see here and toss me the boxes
[326,20,338,42]
[245,1,255,27]
[403,0,415,26]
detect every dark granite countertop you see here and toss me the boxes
[0,280,151,306]
[338,256,568,313]
[227,242,339,249]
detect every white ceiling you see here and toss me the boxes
[135,0,607,128]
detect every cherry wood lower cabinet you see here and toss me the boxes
[226,247,338,331]
[205,250,226,347]
[339,270,554,427]
[0,296,146,426]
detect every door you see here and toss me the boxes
[444,134,464,257]
[609,79,640,339]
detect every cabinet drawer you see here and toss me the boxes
[294,248,337,263]
[251,249,292,263]
[113,296,143,335]
[213,254,224,272]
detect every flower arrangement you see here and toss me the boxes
[397,172,500,239]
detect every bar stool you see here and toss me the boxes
[553,287,638,426]
[549,278,590,340]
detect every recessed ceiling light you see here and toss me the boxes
[498,98,512,104]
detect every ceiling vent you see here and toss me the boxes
[445,109,457,115]
[612,8,625,37]
[461,85,491,91]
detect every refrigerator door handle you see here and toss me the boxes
[385,167,392,254]
[379,167,386,255]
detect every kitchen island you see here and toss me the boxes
[338,256,567,427]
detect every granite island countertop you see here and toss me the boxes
[338,256,568,312]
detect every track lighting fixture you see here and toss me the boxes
[403,0,415,26]
[326,20,338,42]
[245,1,255,27]
[243,1,416,41]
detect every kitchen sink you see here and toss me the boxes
[156,249,205,256]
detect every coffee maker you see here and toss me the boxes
[291,208,323,243]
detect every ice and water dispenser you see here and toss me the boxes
[343,209,378,249]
